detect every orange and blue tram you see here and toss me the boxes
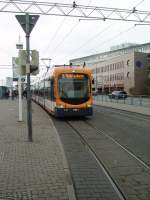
[32,65,93,117]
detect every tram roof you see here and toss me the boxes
[52,65,91,75]
[35,65,92,82]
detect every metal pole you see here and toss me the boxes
[18,76,22,121]
[26,13,32,142]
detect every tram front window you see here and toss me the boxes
[58,74,90,104]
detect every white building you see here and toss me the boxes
[70,42,150,95]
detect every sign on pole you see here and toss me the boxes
[12,57,19,81]
[15,15,39,34]
[15,14,40,142]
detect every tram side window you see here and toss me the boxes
[40,89,42,97]
[39,88,44,97]
[42,88,44,97]
[46,87,50,99]
[37,88,39,96]
[37,89,39,95]
[44,88,48,99]
[39,89,41,96]
[49,79,55,100]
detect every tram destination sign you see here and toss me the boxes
[61,74,85,79]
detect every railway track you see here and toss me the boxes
[52,117,124,200]
[94,105,150,127]
[84,119,150,170]
[93,106,150,166]
[66,120,126,200]
[34,98,150,199]
[64,118,150,200]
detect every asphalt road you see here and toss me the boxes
[92,105,150,166]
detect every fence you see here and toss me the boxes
[93,94,150,108]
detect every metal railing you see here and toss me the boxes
[93,94,150,108]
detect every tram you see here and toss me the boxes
[32,65,93,117]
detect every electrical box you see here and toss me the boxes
[17,49,39,75]
[30,50,39,75]
[18,50,26,75]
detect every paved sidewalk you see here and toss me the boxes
[94,100,150,116]
[0,100,75,200]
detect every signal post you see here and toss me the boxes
[16,14,39,142]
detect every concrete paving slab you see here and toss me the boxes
[0,99,75,200]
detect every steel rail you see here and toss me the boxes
[66,120,126,200]
[84,119,150,170]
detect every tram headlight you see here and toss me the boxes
[57,105,64,108]
[87,104,92,107]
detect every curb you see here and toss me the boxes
[49,118,77,200]
[94,100,150,116]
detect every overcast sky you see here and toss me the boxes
[0,0,150,82]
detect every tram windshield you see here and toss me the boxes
[58,73,90,104]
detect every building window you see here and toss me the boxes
[110,64,112,70]
[127,72,130,78]
[127,59,130,66]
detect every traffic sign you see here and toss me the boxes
[15,14,40,142]
[15,15,39,34]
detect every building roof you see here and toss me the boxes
[70,42,150,64]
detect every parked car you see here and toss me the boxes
[108,91,127,99]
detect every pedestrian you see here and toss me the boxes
[5,90,9,99]
[14,90,18,99]
[22,90,27,99]
[12,91,14,100]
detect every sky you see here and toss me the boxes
[0,0,150,82]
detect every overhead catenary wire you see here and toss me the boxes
[69,22,116,56]
[0,65,12,66]
[0,0,148,75]
[68,0,145,57]
[42,0,145,60]
[42,17,67,55]
[89,0,146,53]
[0,68,12,69]
[43,0,94,59]
[87,0,92,6]
[0,65,12,69]
[87,25,136,55]
[51,20,80,58]
[134,0,145,7]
